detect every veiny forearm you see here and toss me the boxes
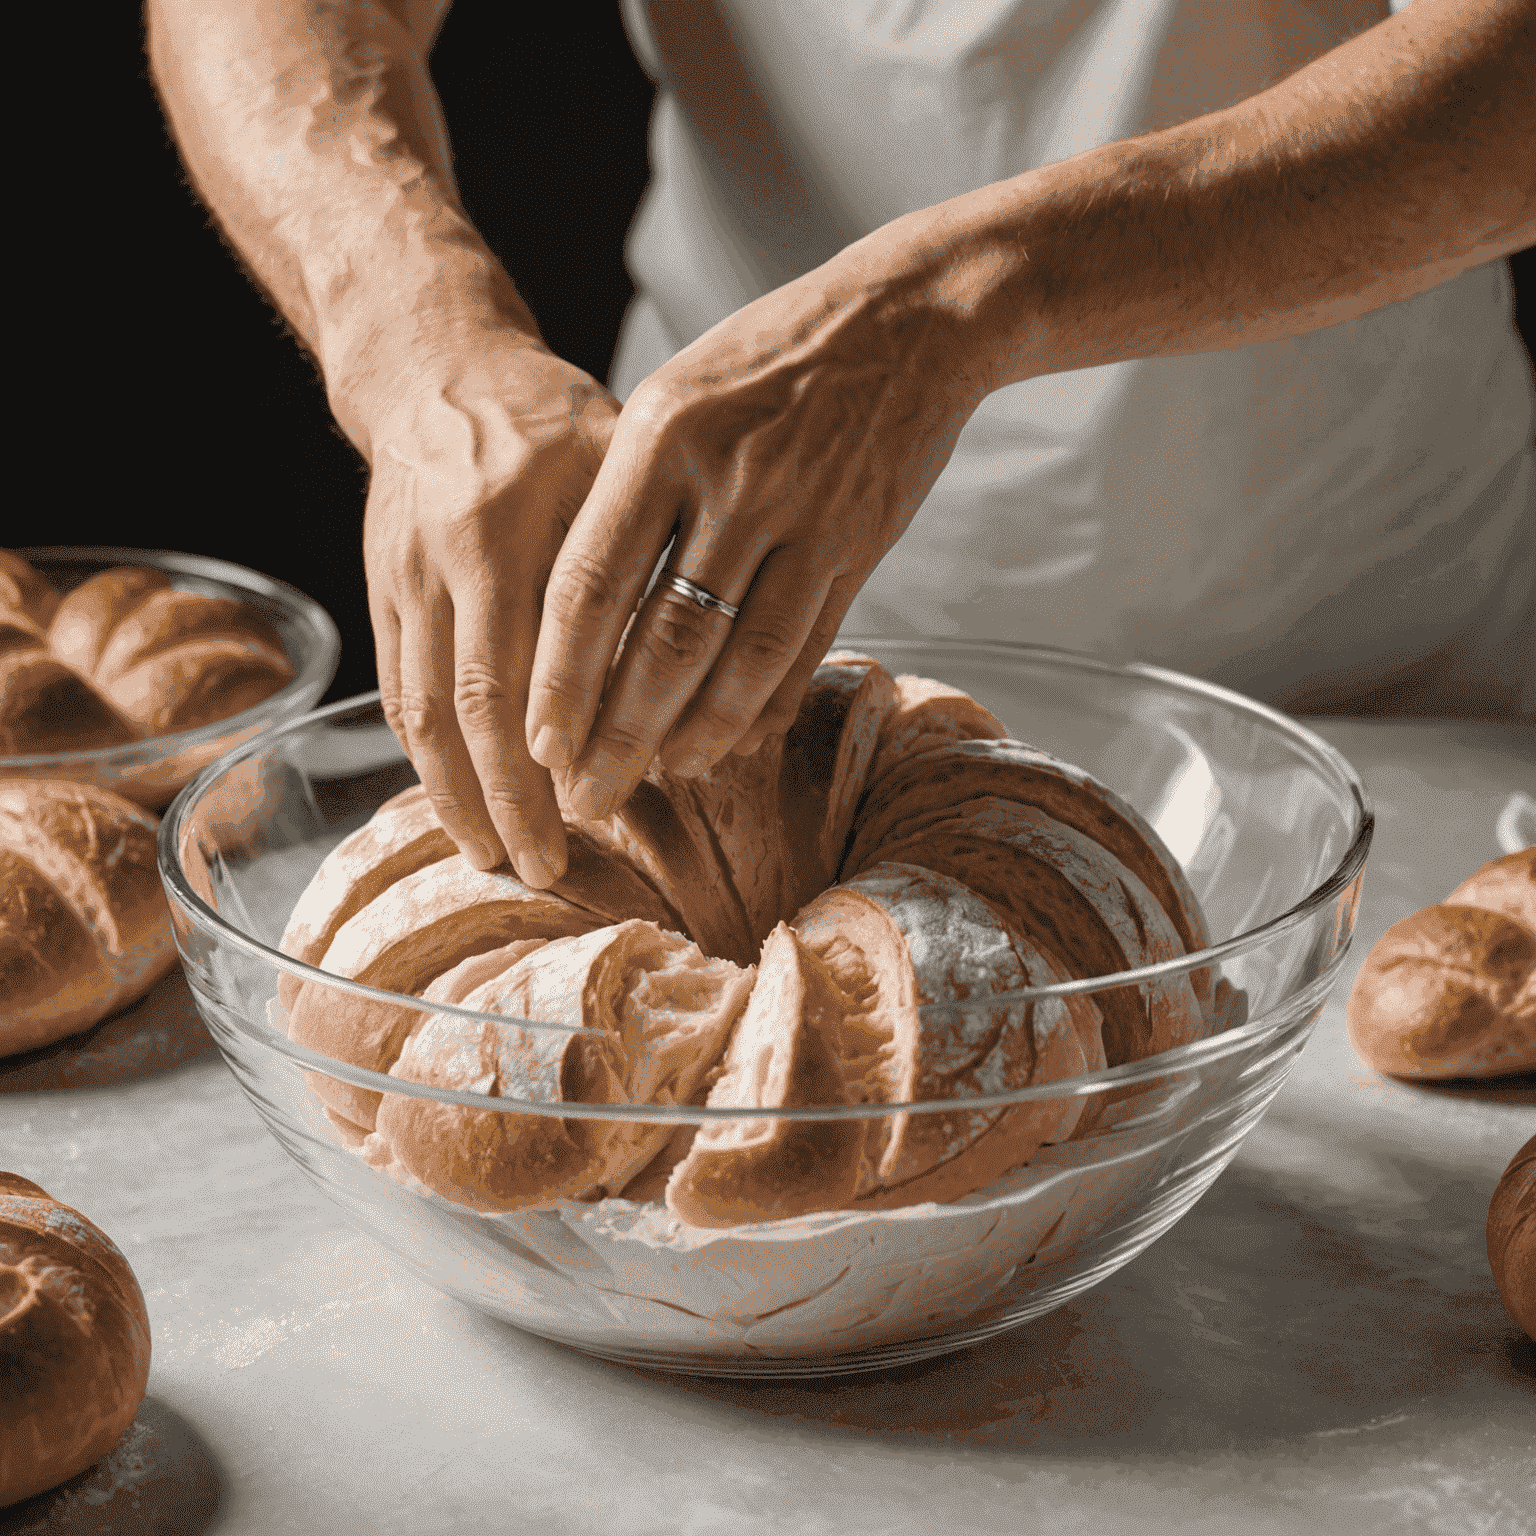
[146,0,535,451]
[882,0,1536,392]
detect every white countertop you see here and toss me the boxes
[3,717,1533,1536]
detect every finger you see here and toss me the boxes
[392,578,506,871]
[526,413,683,775]
[729,574,861,756]
[562,573,740,820]
[656,547,833,775]
[369,586,406,753]
[453,563,568,888]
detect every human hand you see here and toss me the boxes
[524,237,986,821]
[359,331,619,885]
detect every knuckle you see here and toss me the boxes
[480,784,544,823]
[454,660,510,725]
[686,698,753,744]
[623,377,685,435]
[386,687,442,744]
[425,789,469,827]
[527,677,587,725]
[640,601,715,671]
[547,548,628,622]
[729,613,801,677]
[589,720,649,763]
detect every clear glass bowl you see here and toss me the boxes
[3,546,341,810]
[158,641,1372,1378]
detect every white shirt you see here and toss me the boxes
[611,0,1536,717]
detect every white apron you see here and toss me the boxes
[611,0,1536,717]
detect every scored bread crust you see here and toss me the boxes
[0,1173,153,1507]
[870,796,1206,1066]
[278,785,457,1008]
[571,773,757,967]
[1448,848,1536,933]
[0,552,57,660]
[672,738,796,951]
[1346,900,1535,1079]
[0,780,177,1056]
[778,653,898,915]
[844,737,1212,1012]
[374,922,754,1211]
[1487,1133,1536,1341]
[0,550,298,756]
[864,672,1009,794]
[48,566,295,735]
[286,858,603,1127]
[787,863,1092,1211]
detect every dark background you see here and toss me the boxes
[58,8,1536,705]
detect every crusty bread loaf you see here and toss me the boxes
[0,550,299,757]
[281,654,1216,1225]
[0,780,178,1057]
[1487,1133,1535,1341]
[1346,848,1535,1079]
[777,652,898,916]
[0,1172,152,1506]
[48,565,294,735]
[665,924,866,1226]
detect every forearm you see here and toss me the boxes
[146,0,537,452]
[878,0,1536,393]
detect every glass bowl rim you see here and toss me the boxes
[1,545,342,772]
[158,639,1373,1120]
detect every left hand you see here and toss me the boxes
[524,230,987,821]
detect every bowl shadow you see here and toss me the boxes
[0,1397,225,1536]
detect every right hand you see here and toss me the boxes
[356,331,620,887]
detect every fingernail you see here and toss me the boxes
[569,775,615,821]
[518,848,561,889]
[530,725,568,769]
[463,833,504,871]
[672,751,706,779]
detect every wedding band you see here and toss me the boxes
[660,573,740,620]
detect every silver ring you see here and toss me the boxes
[660,572,740,620]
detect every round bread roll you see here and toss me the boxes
[1346,848,1535,1079]
[1487,1134,1535,1341]
[48,565,294,735]
[280,654,1215,1225]
[0,779,178,1057]
[0,1172,152,1507]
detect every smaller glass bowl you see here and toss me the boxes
[2,547,340,810]
[160,643,1373,1377]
